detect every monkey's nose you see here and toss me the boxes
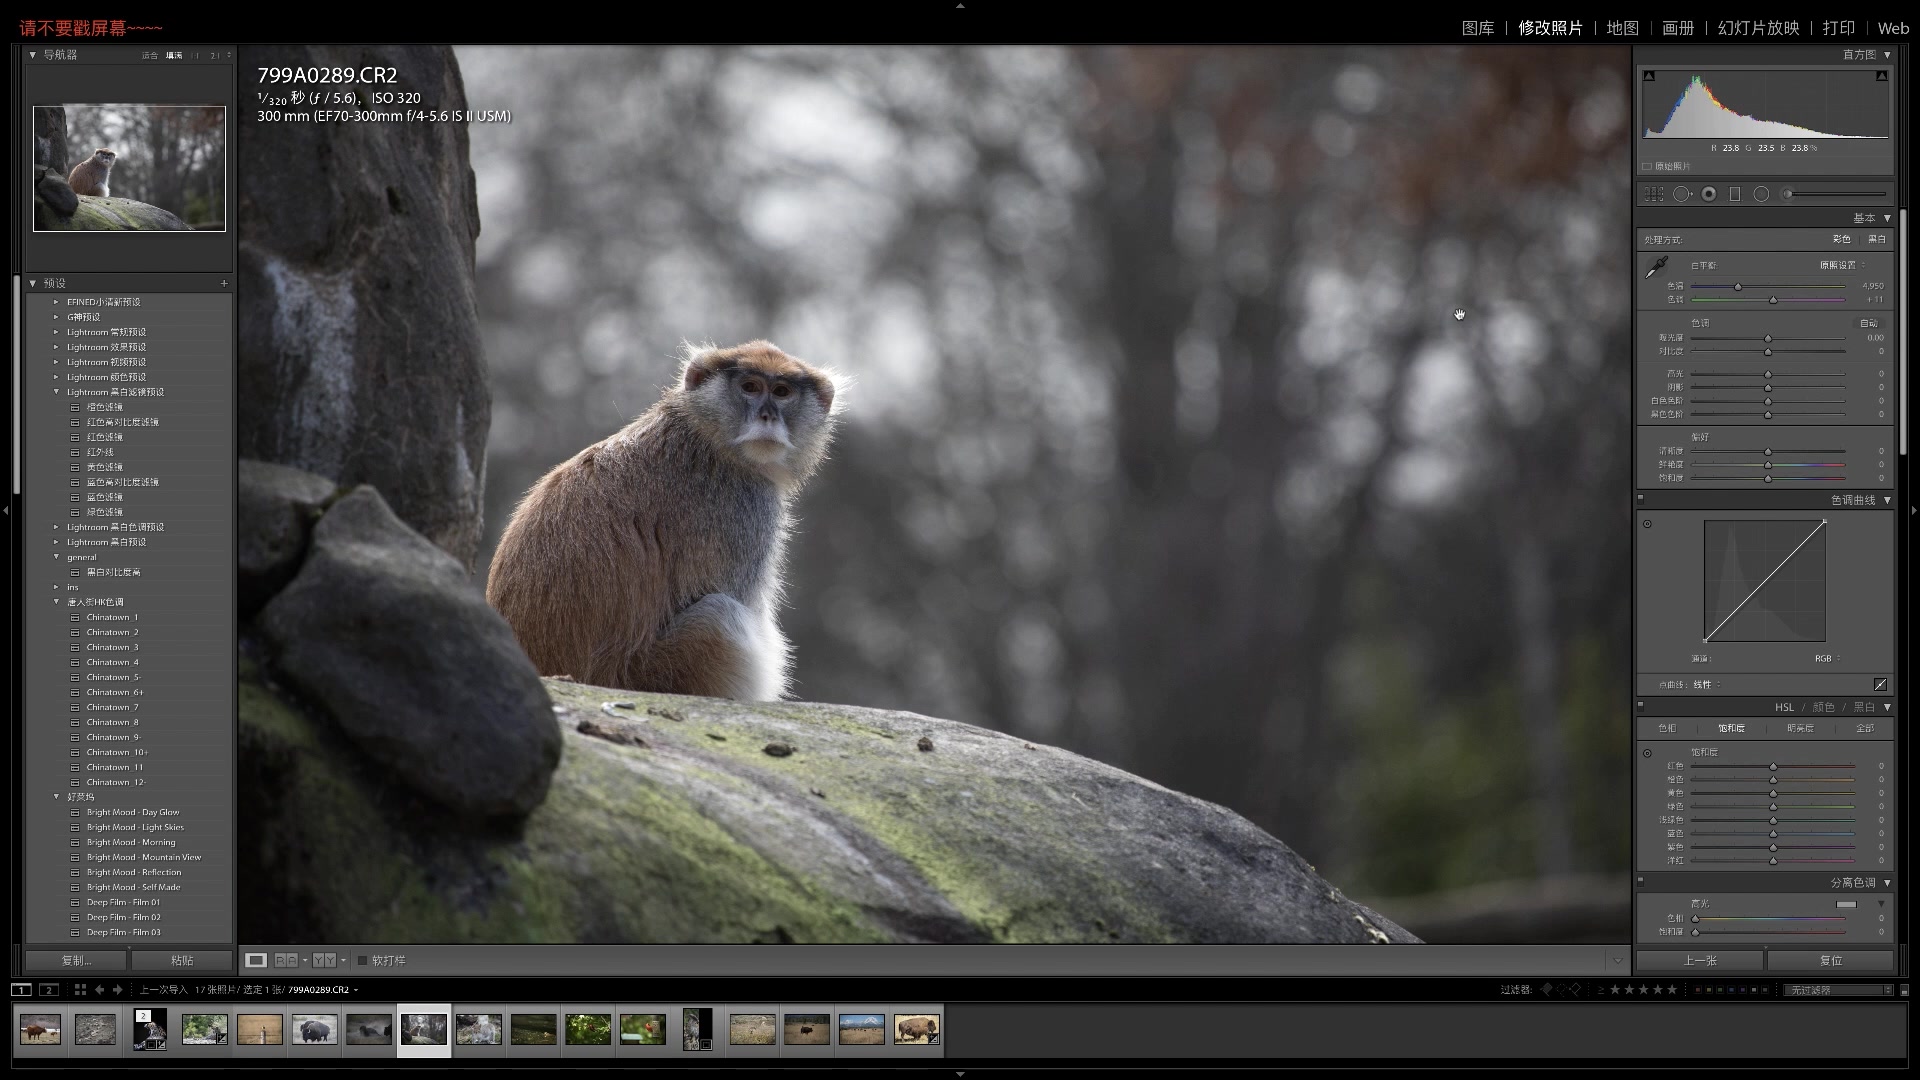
[758,404,777,422]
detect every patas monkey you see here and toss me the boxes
[487,341,840,700]
[67,148,117,198]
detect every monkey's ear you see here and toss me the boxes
[678,341,724,391]
[814,368,850,415]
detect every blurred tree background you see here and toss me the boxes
[456,45,1632,940]
[53,104,226,227]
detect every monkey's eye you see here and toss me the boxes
[772,384,792,399]
[740,378,764,395]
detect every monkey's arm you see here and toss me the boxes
[629,593,785,701]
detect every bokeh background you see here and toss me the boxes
[456,45,1633,941]
[41,104,226,227]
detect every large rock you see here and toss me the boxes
[237,672,1418,945]
[257,486,559,818]
[33,166,78,228]
[236,45,490,569]
[38,195,191,231]
[237,459,338,617]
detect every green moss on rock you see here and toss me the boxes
[240,671,1419,945]
[43,195,193,230]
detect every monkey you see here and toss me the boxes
[487,340,840,701]
[67,148,116,198]
[35,165,79,224]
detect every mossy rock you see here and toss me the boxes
[239,667,1417,944]
[41,195,192,231]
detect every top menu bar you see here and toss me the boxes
[6,17,1916,46]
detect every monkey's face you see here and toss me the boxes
[729,369,807,463]
[681,342,838,474]
[93,149,116,168]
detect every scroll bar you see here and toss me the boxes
[12,274,19,495]
[1904,209,1909,457]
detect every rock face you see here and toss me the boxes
[229,48,553,843]
[37,195,191,231]
[35,106,67,176]
[33,167,79,228]
[235,45,490,569]
[237,673,1419,946]
[257,486,560,818]
[238,460,338,618]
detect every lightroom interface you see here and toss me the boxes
[7,14,1912,1070]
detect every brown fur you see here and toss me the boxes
[487,341,838,699]
[67,148,116,198]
